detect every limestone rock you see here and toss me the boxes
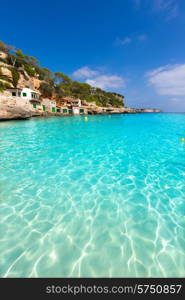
[140,108,161,113]
[0,104,32,120]
[0,65,41,91]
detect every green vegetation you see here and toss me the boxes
[39,82,54,98]
[0,40,12,54]
[0,67,11,91]
[23,64,35,77]
[9,67,20,88]
[0,40,124,107]
[0,81,11,92]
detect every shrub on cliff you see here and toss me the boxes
[35,67,52,81]
[23,64,36,77]
[55,72,71,85]
[39,82,54,98]
[55,85,64,99]
[0,81,11,92]
[9,67,20,88]
[0,40,12,53]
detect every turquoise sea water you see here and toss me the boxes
[0,113,185,277]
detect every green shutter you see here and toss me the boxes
[43,105,46,111]
[52,107,56,112]
[33,104,36,108]
[80,109,84,113]
[63,109,67,113]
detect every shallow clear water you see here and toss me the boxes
[0,113,185,277]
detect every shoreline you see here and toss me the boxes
[0,111,162,122]
[0,103,161,121]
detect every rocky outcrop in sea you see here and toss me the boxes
[0,104,32,121]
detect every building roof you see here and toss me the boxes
[8,87,40,94]
[22,88,40,94]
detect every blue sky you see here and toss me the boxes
[0,0,185,111]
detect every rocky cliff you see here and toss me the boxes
[0,104,32,120]
[0,61,41,91]
[0,40,161,120]
[0,42,125,109]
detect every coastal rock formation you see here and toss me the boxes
[17,73,41,90]
[0,63,41,90]
[138,108,161,113]
[0,41,161,118]
[0,104,32,120]
[123,107,161,113]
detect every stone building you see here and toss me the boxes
[42,99,56,113]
